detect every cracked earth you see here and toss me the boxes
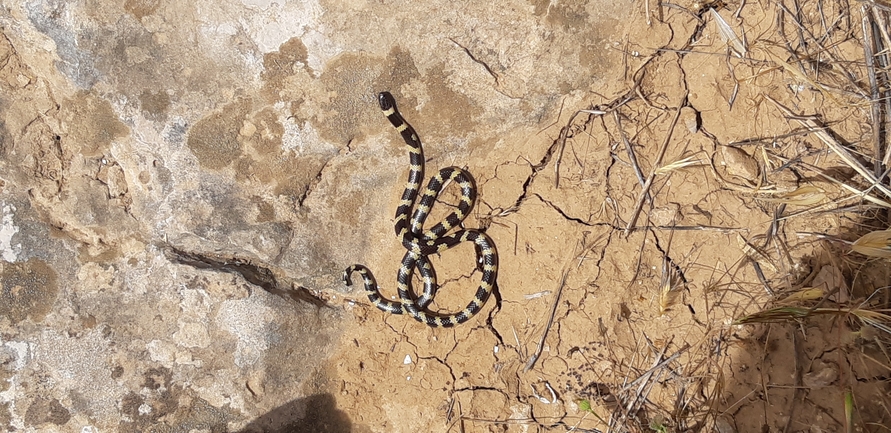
[1,0,889,432]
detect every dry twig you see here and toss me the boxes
[524,266,570,372]
[624,94,688,235]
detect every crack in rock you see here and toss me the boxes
[160,243,328,307]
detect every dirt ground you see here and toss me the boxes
[321,2,891,432]
[1,0,890,432]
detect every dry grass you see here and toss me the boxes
[575,1,891,432]
[448,0,891,430]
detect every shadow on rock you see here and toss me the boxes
[238,393,352,433]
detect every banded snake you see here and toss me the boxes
[343,92,497,327]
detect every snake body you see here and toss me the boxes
[343,92,497,327]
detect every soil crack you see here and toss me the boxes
[533,193,621,230]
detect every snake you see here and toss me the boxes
[342,92,498,327]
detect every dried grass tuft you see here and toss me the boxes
[755,185,827,206]
[851,229,891,258]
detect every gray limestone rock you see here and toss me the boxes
[0,0,628,430]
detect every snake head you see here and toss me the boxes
[378,92,395,110]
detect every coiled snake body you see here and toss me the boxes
[343,92,497,327]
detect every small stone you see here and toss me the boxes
[803,362,838,387]
[680,106,700,133]
[649,204,681,226]
[720,145,759,180]
[403,354,412,365]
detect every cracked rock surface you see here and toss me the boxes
[1,1,889,432]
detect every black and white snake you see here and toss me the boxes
[343,92,497,327]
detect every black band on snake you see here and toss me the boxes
[342,91,498,327]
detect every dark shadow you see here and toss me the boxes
[237,393,352,433]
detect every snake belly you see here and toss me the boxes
[342,91,498,327]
